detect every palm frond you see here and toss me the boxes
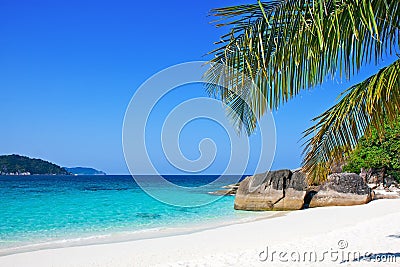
[205,0,400,134]
[302,58,400,178]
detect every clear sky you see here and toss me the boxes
[0,0,398,174]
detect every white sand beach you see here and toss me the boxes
[1,199,399,267]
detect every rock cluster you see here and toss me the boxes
[218,167,398,211]
[360,167,399,187]
[359,168,400,199]
[233,170,375,211]
[372,184,400,200]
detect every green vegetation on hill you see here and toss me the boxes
[344,118,400,182]
[0,154,70,175]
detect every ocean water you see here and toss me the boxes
[0,175,270,255]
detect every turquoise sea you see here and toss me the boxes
[0,175,268,255]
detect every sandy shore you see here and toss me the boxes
[1,199,399,267]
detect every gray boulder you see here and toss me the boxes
[384,175,399,188]
[234,169,308,211]
[360,168,385,184]
[309,173,372,208]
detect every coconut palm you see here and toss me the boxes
[205,0,400,183]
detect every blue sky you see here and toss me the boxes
[0,0,398,174]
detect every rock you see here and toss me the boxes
[208,189,236,196]
[289,170,308,191]
[373,189,400,199]
[361,168,384,184]
[372,183,400,199]
[234,169,308,211]
[360,168,400,187]
[309,173,372,208]
[209,183,240,196]
[385,175,398,188]
[330,160,346,174]
[222,183,240,190]
[360,168,368,183]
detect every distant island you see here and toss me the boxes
[0,154,106,176]
[0,154,70,175]
[64,167,106,175]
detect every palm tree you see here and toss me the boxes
[205,0,400,183]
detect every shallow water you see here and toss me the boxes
[0,175,270,254]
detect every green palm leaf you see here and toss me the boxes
[206,0,399,134]
[302,58,400,181]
